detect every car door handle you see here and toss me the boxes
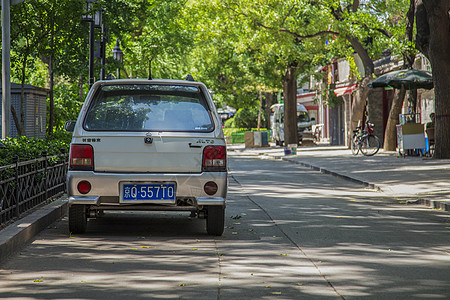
[189,143,202,148]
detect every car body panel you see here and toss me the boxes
[71,134,223,173]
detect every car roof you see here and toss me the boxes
[270,103,308,112]
[92,78,206,88]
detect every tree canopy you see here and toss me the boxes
[6,0,450,157]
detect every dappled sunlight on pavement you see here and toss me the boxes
[228,155,450,299]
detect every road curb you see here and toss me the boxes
[413,198,450,212]
[0,196,68,265]
[281,156,450,212]
[281,157,380,191]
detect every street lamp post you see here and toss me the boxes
[82,0,95,88]
[100,23,107,80]
[112,39,123,79]
[89,21,95,87]
[82,0,103,87]
[93,9,105,81]
[148,45,158,80]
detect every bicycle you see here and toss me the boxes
[313,124,323,144]
[351,120,381,156]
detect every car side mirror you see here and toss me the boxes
[65,121,76,132]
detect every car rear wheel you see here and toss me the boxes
[206,206,225,236]
[69,205,87,234]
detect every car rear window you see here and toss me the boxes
[83,84,214,132]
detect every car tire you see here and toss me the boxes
[69,205,87,234]
[206,206,225,236]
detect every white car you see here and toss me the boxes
[271,103,313,146]
[66,79,227,235]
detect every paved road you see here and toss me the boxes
[1,155,449,299]
[228,155,450,299]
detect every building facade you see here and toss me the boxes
[1,83,48,138]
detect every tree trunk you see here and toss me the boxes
[19,56,27,136]
[383,0,415,151]
[383,87,407,151]
[346,36,374,146]
[11,55,28,137]
[257,91,262,130]
[79,76,84,101]
[283,65,298,145]
[47,54,54,135]
[47,15,55,136]
[10,105,22,136]
[350,77,372,140]
[416,0,450,158]
[264,92,276,130]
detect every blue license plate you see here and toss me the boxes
[122,183,176,201]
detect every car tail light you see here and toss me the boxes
[70,144,94,171]
[202,146,226,172]
[77,181,91,194]
[204,181,218,195]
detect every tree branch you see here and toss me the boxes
[281,5,295,27]
[240,11,339,39]
[375,28,393,38]
[280,28,340,39]
[352,0,360,13]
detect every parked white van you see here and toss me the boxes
[65,79,227,236]
[271,103,312,146]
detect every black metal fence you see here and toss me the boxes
[0,153,68,225]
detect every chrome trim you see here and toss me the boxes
[69,196,100,205]
[196,197,225,206]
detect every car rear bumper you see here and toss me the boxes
[67,171,227,207]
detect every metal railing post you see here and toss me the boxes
[13,155,19,217]
[43,151,48,201]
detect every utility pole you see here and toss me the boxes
[1,0,25,139]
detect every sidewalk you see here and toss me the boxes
[228,143,450,212]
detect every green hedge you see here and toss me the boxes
[0,131,71,165]
[226,128,271,144]
[223,127,269,136]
